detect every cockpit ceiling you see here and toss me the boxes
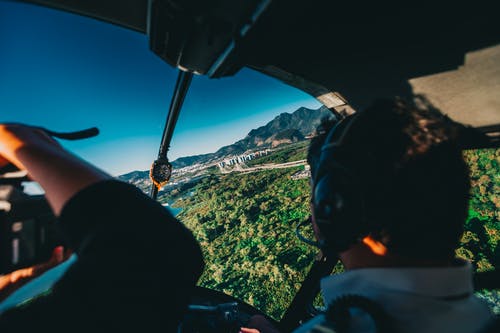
[16,0,148,32]
[240,2,500,128]
[409,45,500,128]
[14,0,500,128]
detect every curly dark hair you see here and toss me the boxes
[308,96,471,260]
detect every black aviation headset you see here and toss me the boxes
[311,113,372,255]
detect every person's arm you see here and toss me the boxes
[0,124,204,332]
[0,124,111,215]
[0,123,107,297]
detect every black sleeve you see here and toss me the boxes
[0,180,205,332]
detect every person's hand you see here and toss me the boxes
[240,315,281,333]
[0,246,71,302]
[0,123,61,171]
[240,328,260,333]
[0,123,110,215]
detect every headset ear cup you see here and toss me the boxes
[313,169,366,254]
[311,114,367,254]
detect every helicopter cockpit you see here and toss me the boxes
[0,1,499,332]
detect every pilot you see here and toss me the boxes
[0,124,204,332]
[244,96,495,333]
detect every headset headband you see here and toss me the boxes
[313,114,358,184]
[321,114,358,152]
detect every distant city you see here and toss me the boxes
[217,149,271,169]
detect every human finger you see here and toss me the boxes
[240,328,260,333]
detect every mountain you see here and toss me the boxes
[267,129,304,148]
[170,152,214,169]
[184,106,334,165]
[245,105,333,140]
[118,170,150,192]
[120,105,335,175]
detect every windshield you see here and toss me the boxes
[1,1,498,320]
[0,1,322,319]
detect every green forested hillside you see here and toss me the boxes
[460,148,499,271]
[172,167,316,319]
[462,148,499,313]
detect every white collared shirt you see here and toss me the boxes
[294,261,494,333]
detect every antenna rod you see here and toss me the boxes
[150,70,193,199]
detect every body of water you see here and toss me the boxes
[163,204,182,216]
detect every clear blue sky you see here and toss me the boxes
[0,1,321,175]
